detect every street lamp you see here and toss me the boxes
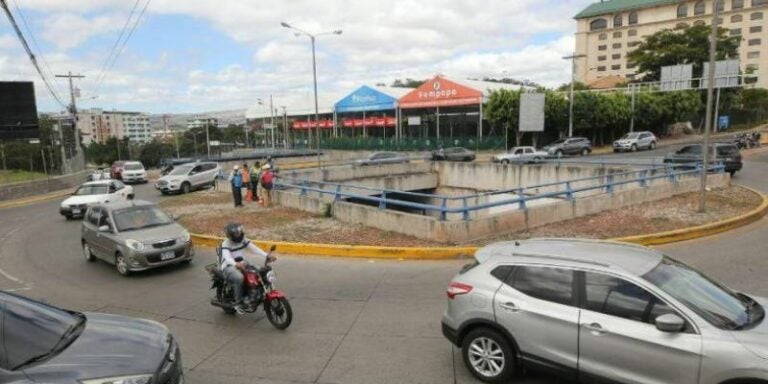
[563,53,586,138]
[281,21,341,166]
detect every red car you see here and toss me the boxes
[110,160,126,180]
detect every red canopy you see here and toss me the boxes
[398,76,483,109]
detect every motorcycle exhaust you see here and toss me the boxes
[210,299,231,309]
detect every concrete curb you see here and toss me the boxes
[0,189,74,210]
[190,186,768,259]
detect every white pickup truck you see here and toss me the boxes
[491,146,549,164]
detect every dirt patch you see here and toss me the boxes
[160,186,762,247]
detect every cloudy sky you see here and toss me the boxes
[0,0,594,114]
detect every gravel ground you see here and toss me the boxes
[159,186,761,247]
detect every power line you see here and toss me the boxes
[92,0,152,96]
[11,0,66,97]
[0,0,67,108]
[89,0,141,96]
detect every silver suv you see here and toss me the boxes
[155,161,220,194]
[442,238,768,384]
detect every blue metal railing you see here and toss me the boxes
[276,161,725,221]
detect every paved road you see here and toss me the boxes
[0,149,766,383]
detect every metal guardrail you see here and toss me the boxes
[277,162,725,221]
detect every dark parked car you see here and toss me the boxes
[0,291,183,383]
[542,137,592,157]
[432,147,476,162]
[663,143,743,176]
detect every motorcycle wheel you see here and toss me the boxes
[265,297,293,330]
[217,286,236,315]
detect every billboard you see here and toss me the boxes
[701,60,740,88]
[660,64,693,91]
[0,82,39,140]
[518,93,545,132]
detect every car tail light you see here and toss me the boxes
[447,282,473,299]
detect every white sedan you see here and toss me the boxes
[59,180,134,219]
[491,146,549,164]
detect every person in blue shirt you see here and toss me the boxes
[230,165,243,207]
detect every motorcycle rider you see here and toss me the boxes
[220,222,275,314]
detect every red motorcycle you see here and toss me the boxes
[206,245,292,329]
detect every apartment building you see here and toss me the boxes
[77,109,152,145]
[574,0,768,88]
[186,117,218,130]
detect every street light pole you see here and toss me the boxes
[563,54,586,138]
[699,2,720,213]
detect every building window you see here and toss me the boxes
[694,20,707,26]
[694,1,705,15]
[731,27,743,35]
[627,62,637,69]
[599,33,608,40]
[747,64,759,72]
[715,0,725,12]
[748,51,761,58]
[611,64,622,70]
[677,4,688,17]
[628,41,641,47]
[598,55,607,61]
[732,14,743,22]
[598,44,608,51]
[612,53,622,59]
[753,0,768,6]
[628,29,638,36]
[612,43,622,49]
[749,38,762,45]
[751,12,764,20]
[628,11,638,25]
[614,14,623,27]
[733,0,744,8]
[751,25,763,32]
[597,66,607,72]
[613,31,622,38]
[591,18,608,31]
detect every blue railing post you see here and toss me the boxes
[696,163,703,177]
[639,170,648,188]
[334,184,341,202]
[379,191,387,210]
[517,188,527,210]
[666,166,676,183]
[300,181,308,196]
[605,174,614,194]
[462,197,470,221]
[717,162,725,174]
[440,198,447,221]
[565,181,574,201]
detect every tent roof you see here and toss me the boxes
[335,85,401,113]
[398,75,483,109]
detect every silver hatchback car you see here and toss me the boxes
[443,238,768,384]
[81,200,194,276]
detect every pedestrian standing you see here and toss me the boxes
[230,165,243,207]
[251,161,261,203]
[241,162,251,202]
[260,164,274,208]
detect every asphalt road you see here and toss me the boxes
[0,148,766,383]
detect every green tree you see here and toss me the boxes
[627,24,740,81]
[484,89,522,145]
[138,139,175,167]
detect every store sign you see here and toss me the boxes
[398,76,483,109]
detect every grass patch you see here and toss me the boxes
[0,170,47,185]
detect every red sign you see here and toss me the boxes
[292,120,334,130]
[340,117,397,128]
[398,75,483,109]
[342,119,354,127]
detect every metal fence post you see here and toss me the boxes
[696,163,703,178]
[379,191,386,210]
[462,197,470,221]
[440,198,447,221]
[605,174,614,194]
[639,170,647,188]
[565,181,574,201]
[666,166,676,183]
[300,180,308,196]
[334,184,341,202]
[517,188,527,210]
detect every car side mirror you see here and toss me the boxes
[655,313,685,333]
[98,225,111,233]
[127,193,135,200]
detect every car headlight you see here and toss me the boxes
[80,374,153,384]
[179,230,190,243]
[125,239,145,251]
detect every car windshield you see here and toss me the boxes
[124,164,143,170]
[548,139,566,145]
[113,205,174,232]
[169,166,193,176]
[621,133,640,139]
[643,257,763,330]
[74,185,109,195]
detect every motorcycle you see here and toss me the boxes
[205,245,293,329]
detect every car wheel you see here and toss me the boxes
[82,241,96,262]
[160,191,169,195]
[462,328,516,383]
[556,149,564,158]
[581,148,590,156]
[181,258,192,265]
[650,141,656,150]
[181,182,191,194]
[64,215,73,221]
[630,144,637,152]
[115,252,130,276]
[500,159,509,165]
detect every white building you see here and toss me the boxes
[77,109,152,145]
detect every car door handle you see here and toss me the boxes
[499,302,520,312]
[584,322,609,335]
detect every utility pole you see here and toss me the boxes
[282,106,288,149]
[205,121,211,158]
[55,72,85,172]
[699,2,719,213]
[562,54,586,138]
[270,95,275,150]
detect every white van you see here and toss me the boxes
[121,161,148,184]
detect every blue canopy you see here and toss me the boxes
[334,85,398,113]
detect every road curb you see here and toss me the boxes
[0,189,74,210]
[191,186,768,259]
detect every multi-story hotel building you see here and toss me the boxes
[574,0,768,88]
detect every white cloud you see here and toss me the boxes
[40,13,126,50]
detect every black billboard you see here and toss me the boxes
[0,81,39,140]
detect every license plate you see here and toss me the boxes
[161,251,175,261]
[72,209,81,215]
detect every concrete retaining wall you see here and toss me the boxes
[0,171,87,201]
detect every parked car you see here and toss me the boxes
[154,161,220,194]
[86,168,110,182]
[542,137,592,157]
[491,146,549,164]
[110,160,126,180]
[663,143,743,176]
[443,238,768,384]
[120,161,148,184]
[0,290,183,383]
[356,152,410,166]
[60,180,134,219]
[81,200,194,276]
[613,131,657,152]
[432,147,476,162]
